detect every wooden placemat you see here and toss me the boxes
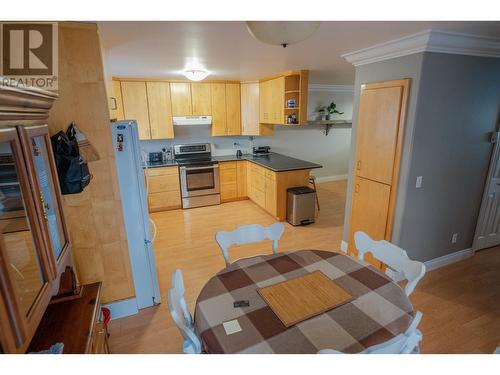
[257,270,353,327]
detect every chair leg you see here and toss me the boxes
[310,177,320,211]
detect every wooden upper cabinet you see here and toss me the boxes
[191,83,212,115]
[271,77,285,123]
[110,80,124,121]
[146,82,174,139]
[259,80,269,123]
[170,82,192,116]
[355,84,405,185]
[241,82,273,136]
[211,83,226,136]
[225,83,241,136]
[120,81,151,139]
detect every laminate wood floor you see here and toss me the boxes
[107,180,500,354]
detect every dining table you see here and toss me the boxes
[194,249,415,354]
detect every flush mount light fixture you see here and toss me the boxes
[182,69,210,81]
[246,21,321,48]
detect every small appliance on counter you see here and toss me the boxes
[287,186,316,226]
[253,146,271,156]
[148,152,163,163]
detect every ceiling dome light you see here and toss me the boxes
[182,69,210,81]
[246,21,320,48]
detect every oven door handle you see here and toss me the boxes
[181,164,219,171]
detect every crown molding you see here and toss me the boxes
[342,29,500,66]
[308,84,354,93]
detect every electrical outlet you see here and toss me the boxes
[452,233,458,243]
[416,176,423,188]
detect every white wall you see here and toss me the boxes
[140,85,354,180]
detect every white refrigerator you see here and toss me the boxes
[112,120,161,309]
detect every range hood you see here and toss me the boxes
[173,116,212,126]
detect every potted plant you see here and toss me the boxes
[324,101,344,120]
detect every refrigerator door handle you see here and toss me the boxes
[149,217,157,243]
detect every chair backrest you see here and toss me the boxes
[215,222,285,267]
[167,288,201,354]
[171,269,193,326]
[354,231,426,296]
[318,311,423,354]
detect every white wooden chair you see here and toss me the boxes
[215,222,285,267]
[167,270,201,354]
[171,269,193,327]
[318,311,423,354]
[354,231,426,296]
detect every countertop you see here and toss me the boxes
[145,153,322,172]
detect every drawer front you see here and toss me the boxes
[149,173,180,193]
[148,191,181,212]
[221,183,238,201]
[148,166,179,177]
[219,161,237,170]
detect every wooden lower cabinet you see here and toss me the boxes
[246,162,310,221]
[28,283,109,354]
[348,176,391,268]
[220,161,247,202]
[147,166,181,212]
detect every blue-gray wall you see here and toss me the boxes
[343,52,500,262]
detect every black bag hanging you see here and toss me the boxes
[51,123,92,194]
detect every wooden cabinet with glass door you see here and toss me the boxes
[0,124,71,353]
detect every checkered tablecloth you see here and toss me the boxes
[194,250,414,354]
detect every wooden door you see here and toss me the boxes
[355,82,406,184]
[225,83,241,136]
[146,82,174,139]
[265,174,277,217]
[121,81,151,140]
[241,82,273,136]
[211,83,226,136]
[237,161,247,198]
[191,83,211,115]
[170,82,192,116]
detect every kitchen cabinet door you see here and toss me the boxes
[271,77,285,123]
[121,81,151,140]
[259,80,270,124]
[265,175,277,217]
[191,83,212,116]
[170,82,192,116]
[348,176,391,269]
[236,161,247,198]
[355,84,405,185]
[146,82,174,139]
[211,83,226,136]
[110,80,124,121]
[241,82,273,136]
[225,83,241,136]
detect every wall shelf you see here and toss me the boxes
[307,120,352,135]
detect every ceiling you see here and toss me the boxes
[98,21,500,85]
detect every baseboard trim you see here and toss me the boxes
[103,297,139,320]
[424,248,473,272]
[340,240,348,253]
[315,174,348,183]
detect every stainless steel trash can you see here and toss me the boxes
[287,186,316,226]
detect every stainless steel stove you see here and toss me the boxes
[174,143,220,209]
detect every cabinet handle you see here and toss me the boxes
[40,191,49,220]
[110,97,117,110]
[356,160,362,170]
[355,184,360,193]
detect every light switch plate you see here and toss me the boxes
[416,176,423,188]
